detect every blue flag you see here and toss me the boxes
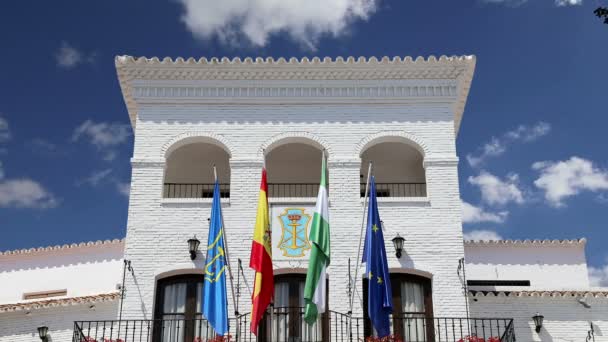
[362,176,393,337]
[202,180,229,336]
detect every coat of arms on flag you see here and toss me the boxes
[277,208,312,257]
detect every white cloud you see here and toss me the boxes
[555,0,582,6]
[72,120,131,161]
[462,200,508,223]
[463,229,503,241]
[533,156,608,207]
[589,263,608,287]
[468,171,525,206]
[467,122,550,168]
[177,0,378,49]
[0,179,58,209]
[55,41,96,69]
[72,120,130,147]
[77,169,113,187]
[117,182,131,197]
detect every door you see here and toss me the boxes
[363,273,434,341]
[153,274,213,342]
[263,274,327,342]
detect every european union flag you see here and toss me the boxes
[202,180,229,336]
[362,176,393,337]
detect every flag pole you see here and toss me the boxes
[214,165,239,317]
[349,161,372,315]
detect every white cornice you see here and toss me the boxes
[464,238,586,246]
[115,55,476,135]
[0,239,124,257]
[0,292,120,313]
[469,290,608,298]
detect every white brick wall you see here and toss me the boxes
[470,294,608,342]
[121,103,467,321]
[0,242,123,304]
[464,242,590,291]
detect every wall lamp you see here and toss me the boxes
[37,326,48,342]
[188,235,200,260]
[392,234,405,259]
[532,313,544,333]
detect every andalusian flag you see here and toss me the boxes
[249,167,274,334]
[304,154,330,324]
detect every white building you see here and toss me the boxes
[1,55,606,342]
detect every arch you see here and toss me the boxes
[154,263,204,280]
[258,131,333,158]
[389,267,433,280]
[161,131,233,159]
[356,131,428,158]
[274,268,308,276]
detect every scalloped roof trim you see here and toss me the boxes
[0,292,120,313]
[115,55,475,66]
[469,290,608,298]
[0,238,124,256]
[464,238,586,246]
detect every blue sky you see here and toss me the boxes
[1,0,607,285]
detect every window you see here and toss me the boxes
[360,141,426,197]
[266,143,324,198]
[163,142,230,199]
[153,274,213,342]
[23,289,67,300]
[363,273,433,341]
[262,274,328,341]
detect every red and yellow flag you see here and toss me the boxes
[249,168,274,334]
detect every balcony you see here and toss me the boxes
[73,311,515,342]
[163,182,427,199]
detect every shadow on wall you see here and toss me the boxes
[131,270,149,320]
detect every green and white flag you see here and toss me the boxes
[304,154,331,325]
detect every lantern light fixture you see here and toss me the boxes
[532,313,544,333]
[392,234,405,259]
[188,236,200,260]
[37,326,49,342]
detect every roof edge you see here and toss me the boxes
[114,54,476,132]
[464,238,586,246]
[115,54,475,66]
[0,292,120,313]
[469,289,608,298]
[0,238,125,257]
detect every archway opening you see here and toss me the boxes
[265,143,323,198]
[163,142,230,198]
[360,142,426,197]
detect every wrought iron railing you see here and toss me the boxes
[162,182,427,199]
[73,311,514,342]
[163,183,230,199]
[361,183,427,198]
[268,183,319,198]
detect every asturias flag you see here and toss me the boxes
[249,168,274,334]
[362,176,393,338]
[202,180,229,336]
[304,154,330,324]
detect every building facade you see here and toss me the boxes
[1,55,606,342]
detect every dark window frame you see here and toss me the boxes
[153,274,204,342]
[260,273,329,340]
[363,273,434,340]
[467,280,530,287]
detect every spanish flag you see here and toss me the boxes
[249,167,274,334]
